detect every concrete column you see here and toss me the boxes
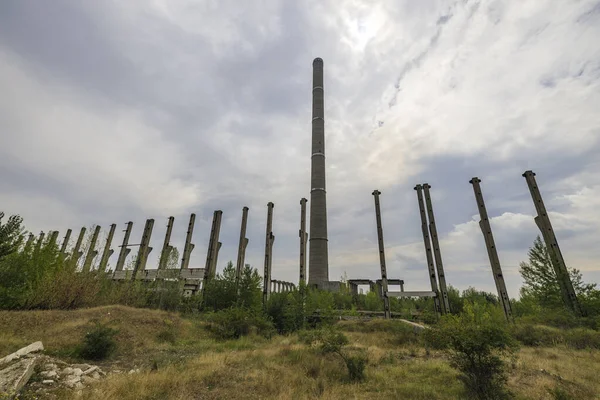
[180,214,196,269]
[350,283,358,296]
[24,233,35,253]
[308,58,330,287]
[131,219,154,280]
[400,281,405,292]
[263,202,275,304]
[70,228,86,269]
[48,231,59,248]
[115,222,133,272]
[422,184,451,314]
[523,171,582,316]
[98,224,116,273]
[34,231,45,254]
[158,217,175,270]
[415,184,442,315]
[203,210,224,289]
[372,190,391,319]
[59,229,72,258]
[236,207,250,285]
[82,225,101,272]
[299,198,308,286]
[470,178,513,321]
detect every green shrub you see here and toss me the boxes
[424,302,518,399]
[303,328,368,382]
[206,307,275,340]
[79,321,118,360]
[563,327,600,350]
[510,324,561,347]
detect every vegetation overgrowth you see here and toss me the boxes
[1,212,600,398]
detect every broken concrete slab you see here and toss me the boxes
[0,357,38,397]
[0,342,44,366]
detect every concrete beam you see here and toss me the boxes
[180,214,196,270]
[82,225,101,272]
[422,184,451,314]
[59,229,72,258]
[470,177,513,321]
[115,222,133,272]
[158,217,175,270]
[131,219,154,280]
[263,202,275,304]
[415,184,443,315]
[388,291,437,298]
[70,227,86,269]
[372,190,391,319]
[523,170,582,316]
[98,224,116,273]
[236,207,249,286]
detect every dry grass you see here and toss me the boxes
[1,307,598,399]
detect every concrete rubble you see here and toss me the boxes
[0,342,107,398]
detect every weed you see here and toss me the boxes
[79,321,118,360]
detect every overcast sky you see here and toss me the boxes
[1,0,599,298]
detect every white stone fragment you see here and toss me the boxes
[0,342,44,366]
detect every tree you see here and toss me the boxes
[0,212,24,260]
[519,236,596,309]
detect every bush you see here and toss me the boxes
[206,307,275,340]
[510,324,561,347]
[302,328,368,382]
[79,321,118,360]
[424,302,518,399]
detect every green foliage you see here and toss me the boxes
[205,307,275,340]
[79,321,118,360]
[302,328,368,382]
[519,236,598,313]
[0,212,24,260]
[424,302,517,399]
[202,262,262,312]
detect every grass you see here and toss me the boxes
[1,306,599,399]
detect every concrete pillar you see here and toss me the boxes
[59,229,72,258]
[34,231,45,254]
[400,281,405,292]
[48,231,59,248]
[236,207,250,285]
[299,198,308,286]
[350,283,358,296]
[158,217,175,270]
[308,58,330,287]
[372,190,391,319]
[180,214,196,269]
[131,219,154,280]
[82,225,101,272]
[470,178,513,321]
[98,224,116,273]
[70,228,86,269]
[422,184,451,314]
[24,233,35,253]
[115,222,133,272]
[523,171,582,316]
[415,184,442,315]
[263,202,275,304]
[202,210,223,290]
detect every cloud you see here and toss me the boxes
[0,0,598,296]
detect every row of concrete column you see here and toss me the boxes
[370,170,581,321]
[271,280,296,293]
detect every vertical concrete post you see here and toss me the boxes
[98,224,116,273]
[158,217,175,270]
[59,229,72,257]
[48,231,59,248]
[415,184,443,315]
[522,171,582,316]
[24,233,35,253]
[34,231,45,254]
[263,202,275,304]
[236,207,250,285]
[131,219,154,280]
[181,214,196,269]
[308,58,330,287]
[70,227,86,268]
[470,178,513,321]
[202,211,223,290]
[422,184,451,314]
[115,222,133,272]
[82,225,101,272]
[299,198,308,286]
[372,190,391,319]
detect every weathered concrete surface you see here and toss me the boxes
[0,357,38,396]
[0,342,44,366]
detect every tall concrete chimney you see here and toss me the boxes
[308,57,329,287]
